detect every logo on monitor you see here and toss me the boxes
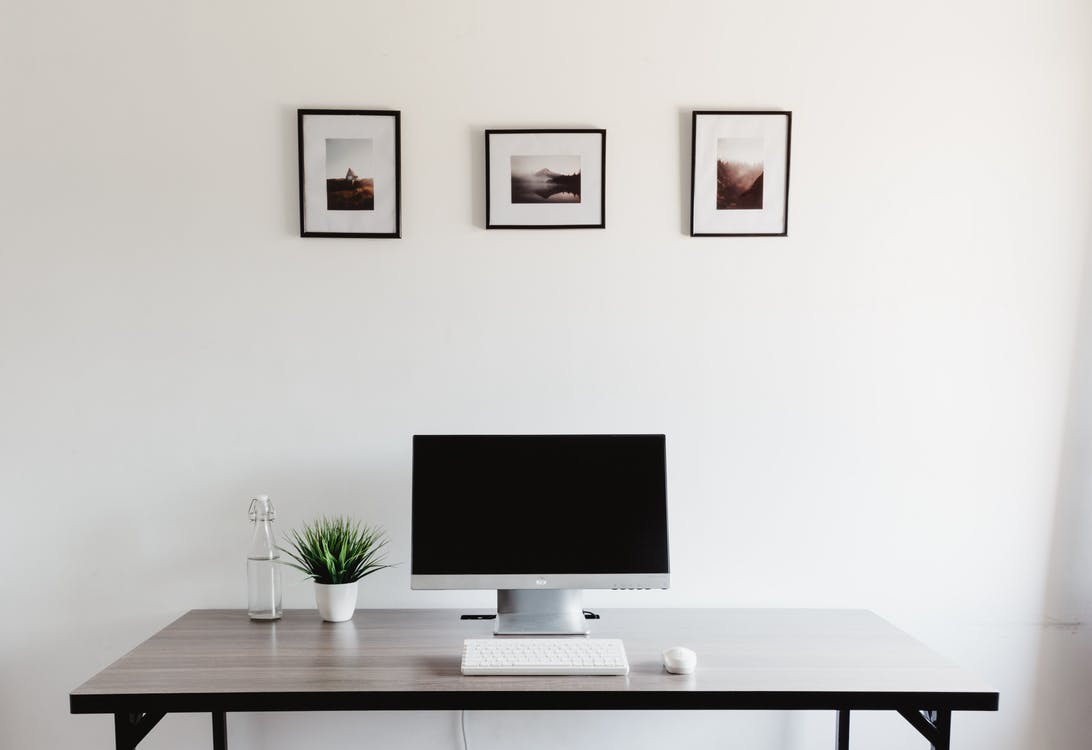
[536,578,547,586]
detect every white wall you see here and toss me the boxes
[1028,219,1092,743]
[1,1,1090,748]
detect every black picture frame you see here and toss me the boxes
[690,111,791,237]
[297,109,401,238]
[485,129,606,229]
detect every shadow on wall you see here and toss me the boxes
[284,107,300,237]
[470,126,486,230]
[1026,230,1092,747]
[678,108,691,236]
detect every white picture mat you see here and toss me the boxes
[692,114,788,235]
[488,132,604,226]
[302,114,397,234]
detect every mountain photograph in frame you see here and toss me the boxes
[510,155,582,204]
[486,129,605,229]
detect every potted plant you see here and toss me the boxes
[281,516,392,622]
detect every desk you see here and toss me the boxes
[70,609,997,750]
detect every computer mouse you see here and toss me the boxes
[662,646,697,674]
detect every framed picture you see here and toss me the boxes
[297,109,401,238]
[486,129,605,229]
[690,111,791,237]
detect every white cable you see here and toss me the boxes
[460,710,469,750]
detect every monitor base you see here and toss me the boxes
[495,589,589,636]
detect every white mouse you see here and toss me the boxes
[662,646,697,674]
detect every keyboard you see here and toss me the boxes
[461,638,629,675]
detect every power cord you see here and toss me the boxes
[458,610,609,748]
[460,611,600,620]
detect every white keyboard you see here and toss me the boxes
[461,638,629,675]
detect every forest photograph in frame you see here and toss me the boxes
[690,111,791,237]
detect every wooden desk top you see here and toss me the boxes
[70,608,998,713]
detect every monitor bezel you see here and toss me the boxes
[410,572,671,590]
[409,433,670,591]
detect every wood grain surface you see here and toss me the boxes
[70,609,998,713]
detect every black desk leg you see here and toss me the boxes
[212,711,228,750]
[113,712,165,750]
[897,709,951,750]
[929,710,951,750]
[836,709,851,750]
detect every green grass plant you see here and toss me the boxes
[280,516,391,585]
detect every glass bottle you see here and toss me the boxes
[247,495,282,620]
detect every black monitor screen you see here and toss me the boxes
[412,434,669,575]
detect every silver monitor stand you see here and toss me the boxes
[495,589,589,636]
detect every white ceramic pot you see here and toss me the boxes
[314,582,358,622]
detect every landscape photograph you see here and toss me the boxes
[510,155,581,204]
[716,137,764,210]
[326,138,374,211]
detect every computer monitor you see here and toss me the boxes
[411,434,669,635]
